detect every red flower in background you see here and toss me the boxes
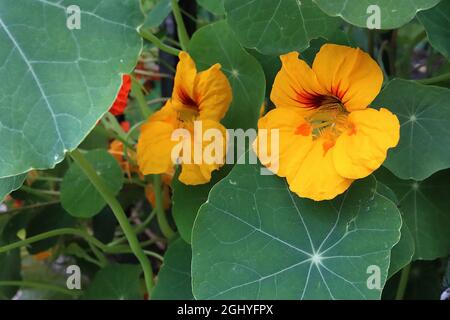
[110,74,132,116]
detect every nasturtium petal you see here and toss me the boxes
[192,158,402,299]
[312,44,383,112]
[333,108,400,180]
[314,0,441,29]
[0,0,143,178]
[171,20,265,243]
[373,79,450,180]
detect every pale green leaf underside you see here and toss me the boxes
[0,174,26,202]
[374,79,450,181]
[224,0,341,55]
[417,0,450,60]
[314,0,441,29]
[0,0,142,178]
[192,158,402,300]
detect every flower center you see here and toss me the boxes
[295,96,351,154]
[174,88,200,122]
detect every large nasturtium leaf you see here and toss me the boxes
[83,264,142,300]
[152,237,193,300]
[0,174,26,202]
[198,0,225,15]
[61,150,124,218]
[417,0,450,60]
[224,0,341,55]
[373,79,450,181]
[172,21,266,243]
[0,0,143,178]
[313,0,441,29]
[376,167,450,261]
[191,159,402,299]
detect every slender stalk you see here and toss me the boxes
[171,0,190,51]
[20,185,59,197]
[70,150,154,296]
[3,201,60,215]
[395,264,411,300]
[0,281,80,297]
[139,28,181,56]
[147,97,170,106]
[153,175,176,240]
[131,76,152,119]
[417,72,450,85]
[0,228,105,254]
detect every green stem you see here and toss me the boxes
[139,28,181,56]
[417,72,450,85]
[131,76,152,119]
[153,175,176,240]
[0,281,80,297]
[20,185,59,196]
[171,0,190,51]
[70,150,154,296]
[0,228,105,254]
[395,264,411,300]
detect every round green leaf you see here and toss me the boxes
[198,0,225,15]
[374,79,450,181]
[83,264,142,300]
[314,0,441,29]
[61,149,123,218]
[192,159,402,299]
[224,0,341,55]
[376,167,450,261]
[0,0,142,178]
[152,237,193,300]
[417,0,450,60]
[0,174,26,202]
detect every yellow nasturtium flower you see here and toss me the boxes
[254,44,400,201]
[137,52,232,185]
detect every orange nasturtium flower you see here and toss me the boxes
[137,52,232,185]
[110,74,132,116]
[254,44,400,201]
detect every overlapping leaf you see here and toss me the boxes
[152,238,193,300]
[0,0,143,178]
[0,174,26,202]
[314,0,441,29]
[376,167,450,261]
[374,79,450,181]
[224,0,341,55]
[417,0,450,60]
